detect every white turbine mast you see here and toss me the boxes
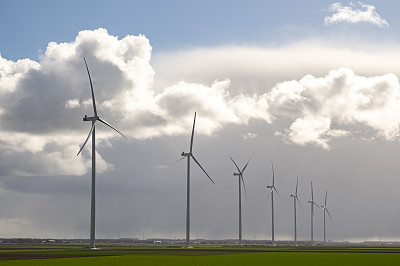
[321,189,333,244]
[77,57,128,249]
[308,182,319,245]
[290,175,301,246]
[230,156,251,246]
[173,112,214,248]
[267,161,280,246]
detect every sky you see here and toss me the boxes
[0,0,400,242]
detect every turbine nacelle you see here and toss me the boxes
[290,194,297,197]
[230,156,251,177]
[267,185,274,189]
[83,115,97,122]
[175,112,214,185]
[322,189,332,220]
[230,156,250,199]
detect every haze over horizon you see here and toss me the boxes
[1,1,400,242]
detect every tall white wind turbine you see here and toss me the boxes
[267,161,280,246]
[307,182,319,245]
[290,175,301,246]
[321,190,332,244]
[77,57,128,249]
[230,156,251,246]
[174,112,215,248]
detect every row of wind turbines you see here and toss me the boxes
[229,157,332,247]
[173,110,333,248]
[177,109,332,248]
[76,58,332,249]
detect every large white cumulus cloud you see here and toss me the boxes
[0,28,156,176]
[273,68,400,149]
[0,28,269,176]
[1,28,400,176]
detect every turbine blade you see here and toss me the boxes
[313,202,320,208]
[271,160,275,186]
[274,187,281,198]
[240,174,247,200]
[325,190,328,206]
[83,57,97,117]
[326,208,333,220]
[77,121,96,156]
[98,117,128,141]
[191,154,215,184]
[241,156,251,173]
[311,182,314,201]
[296,174,299,195]
[170,156,186,166]
[189,112,196,153]
[266,188,273,198]
[296,196,302,208]
[230,157,242,175]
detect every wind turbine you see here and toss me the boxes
[307,182,319,245]
[77,57,128,249]
[321,189,332,244]
[230,156,251,246]
[174,112,215,248]
[290,175,301,246]
[267,161,280,246]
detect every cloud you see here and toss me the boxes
[324,2,389,27]
[0,29,251,177]
[242,132,257,140]
[65,98,80,109]
[0,28,155,176]
[273,68,400,149]
[0,55,40,94]
[2,29,400,176]
[153,43,400,149]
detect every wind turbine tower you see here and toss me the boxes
[77,57,128,249]
[290,175,301,246]
[230,157,251,246]
[175,112,215,248]
[307,182,319,245]
[321,189,332,244]
[267,161,280,246]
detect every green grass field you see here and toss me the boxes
[0,244,399,265]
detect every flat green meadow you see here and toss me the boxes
[0,244,399,265]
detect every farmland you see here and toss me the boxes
[0,243,399,265]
